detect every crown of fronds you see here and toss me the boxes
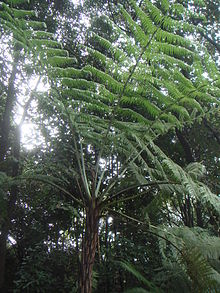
[1,0,219,211]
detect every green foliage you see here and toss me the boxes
[181,246,218,292]
[118,261,162,293]
[156,226,220,291]
[14,244,78,293]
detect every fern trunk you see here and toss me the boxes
[80,199,99,293]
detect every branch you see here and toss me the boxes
[200,30,220,53]
[18,77,41,127]
[14,175,84,207]
[103,187,154,208]
[101,180,172,207]
[176,128,194,163]
[107,208,183,254]
[204,119,220,145]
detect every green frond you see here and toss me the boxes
[49,68,86,79]
[143,0,164,26]
[4,0,30,4]
[59,78,98,91]
[116,108,150,125]
[155,42,193,57]
[198,184,220,217]
[0,2,13,14]
[120,95,160,119]
[62,89,113,105]
[0,10,15,24]
[168,105,190,120]
[91,33,126,62]
[12,8,36,18]
[129,0,155,34]
[84,65,123,94]
[179,97,204,113]
[119,4,149,47]
[118,261,161,292]
[170,3,184,17]
[31,39,62,49]
[19,20,47,30]
[155,28,190,47]
[27,30,55,40]
[47,56,77,67]
[162,158,182,182]
[147,83,172,106]
[160,113,181,126]
[173,227,220,261]
[87,47,113,67]
[161,0,169,14]
[185,163,206,180]
[44,48,69,58]
[181,246,218,293]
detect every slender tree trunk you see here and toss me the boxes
[0,226,8,291]
[0,126,20,291]
[0,59,18,161]
[80,199,99,293]
[0,59,18,291]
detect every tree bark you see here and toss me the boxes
[80,199,99,293]
[0,126,20,292]
[0,225,8,291]
[175,129,194,163]
[0,59,18,162]
[0,58,18,291]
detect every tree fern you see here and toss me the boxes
[1,1,219,291]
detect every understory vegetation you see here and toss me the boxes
[0,0,219,292]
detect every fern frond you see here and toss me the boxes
[4,0,30,4]
[181,246,218,293]
[47,56,77,67]
[12,8,36,18]
[119,4,149,47]
[118,261,161,292]
[130,0,155,34]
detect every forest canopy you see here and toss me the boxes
[0,0,219,292]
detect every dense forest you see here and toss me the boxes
[0,0,219,292]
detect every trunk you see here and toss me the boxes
[0,59,18,162]
[0,226,8,292]
[80,200,99,293]
[0,126,20,291]
[176,129,194,163]
[0,59,18,291]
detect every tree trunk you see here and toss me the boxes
[80,199,99,293]
[0,226,8,292]
[0,58,18,291]
[0,59,18,162]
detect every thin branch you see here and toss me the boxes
[18,77,41,127]
[107,208,183,254]
[80,139,91,198]
[103,187,154,208]
[73,134,91,201]
[14,175,84,207]
[101,180,172,207]
[199,30,220,53]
